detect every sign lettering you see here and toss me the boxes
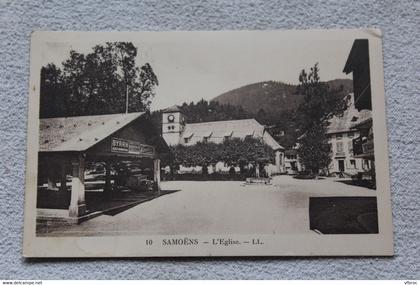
[111,138,154,156]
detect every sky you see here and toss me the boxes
[38,31,354,111]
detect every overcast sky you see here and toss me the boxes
[39,31,354,111]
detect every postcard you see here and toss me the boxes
[23,29,393,257]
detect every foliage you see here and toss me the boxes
[40,42,158,118]
[295,63,349,130]
[296,63,348,174]
[179,99,251,123]
[255,108,299,149]
[211,79,352,149]
[296,125,332,174]
[170,137,274,171]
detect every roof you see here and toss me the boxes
[180,119,284,150]
[351,117,373,129]
[39,112,146,152]
[343,39,369,74]
[285,149,297,156]
[327,107,371,134]
[162,105,182,113]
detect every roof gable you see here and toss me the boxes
[39,112,146,152]
[327,107,371,134]
[162,105,182,113]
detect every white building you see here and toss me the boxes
[284,149,302,174]
[161,105,286,174]
[326,94,372,176]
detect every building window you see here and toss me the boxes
[350,159,356,168]
[336,141,344,153]
[203,137,208,143]
[167,126,171,130]
[336,134,343,140]
[348,132,354,138]
[348,140,353,154]
[184,137,189,144]
[363,159,370,170]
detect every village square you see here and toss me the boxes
[35,38,378,236]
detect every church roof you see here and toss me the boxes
[181,119,284,150]
[39,112,146,152]
[327,108,371,134]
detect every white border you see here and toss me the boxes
[23,29,394,257]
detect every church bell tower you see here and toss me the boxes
[162,105,186,146]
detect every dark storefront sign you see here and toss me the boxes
[111,137,154,156]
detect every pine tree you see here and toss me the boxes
[296,63,348,174]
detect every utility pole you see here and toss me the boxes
[125,82,129,114]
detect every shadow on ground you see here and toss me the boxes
[103,190,179,216]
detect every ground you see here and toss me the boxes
[38,175,376,236]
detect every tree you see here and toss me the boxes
[296,63,348,174]
[297,126,331,174]
[39,42,158,118]
[295,63,348,130]
[40,63,68,118]
[170,137,274,175]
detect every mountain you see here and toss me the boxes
[212,79,353,115]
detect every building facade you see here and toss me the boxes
[284,149,302,174]
[327,93,372,176]
[343,38,375,185]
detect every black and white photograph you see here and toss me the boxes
[23,30,393,257]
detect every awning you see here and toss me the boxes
[353,152,375,160]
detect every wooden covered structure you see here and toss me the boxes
[37,112,170,223]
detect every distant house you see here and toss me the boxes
[284,149,302,174]
[326,93,372,176]
[161,106,286,174]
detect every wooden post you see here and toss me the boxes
[275,151,282,173]
[69,154,86,218]
[281,152,285,172]
[153,159,161,195]
[104,161,112,197]
[59,160,67,192]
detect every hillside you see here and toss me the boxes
[212,79,353,115]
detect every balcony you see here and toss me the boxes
[353,135,374,159]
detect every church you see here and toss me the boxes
[161,105,286,174]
